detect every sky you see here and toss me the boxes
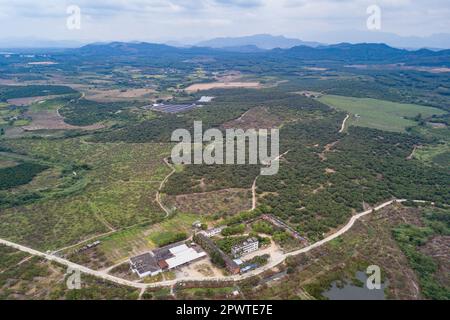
[0,0,449,45]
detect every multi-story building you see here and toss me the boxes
[231,238,259,258]
[194,233,241,274]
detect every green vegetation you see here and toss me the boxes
[272,231,295,246]
[0,162,48,190]
[246,205,433,300]
[216,236,248,254]
[93,213,202,263]
[0,245,139,300]
[0,85,77,101]
[149,231,188,247]
[392,207,450,300]
[245,254,270,267]
[0,42,449,300]
[176,286,236,299]
[0,139,172,250]
[0,245,28,271]
[414,143,450,167]
[319,95,446,132]
[258,126,449,240]
[252,221,274,235]
[60,99,144,126]
[221,224,246,236]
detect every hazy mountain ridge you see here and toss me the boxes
[73,41,450,66]
[196,34,322,49]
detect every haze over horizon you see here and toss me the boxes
[1,0,450,48]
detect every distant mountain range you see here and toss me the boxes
[2,33,450,50]
[312,31,450,51]
[196,34,322,50]
[71,41,450,66]
[280,43,450,65]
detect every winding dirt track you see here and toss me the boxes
[155,158,176,217]
[0,199,418,289]
[339,114,350,133]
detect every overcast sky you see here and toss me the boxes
[0,0,449,44]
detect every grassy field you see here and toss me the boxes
[319,95,447,132]
[28,97,65,112]
[147,212,201,246]
[414,143,450,167]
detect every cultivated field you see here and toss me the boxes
[319,95,447,132]
[0,139,173,251]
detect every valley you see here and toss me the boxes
[0,41,449,301]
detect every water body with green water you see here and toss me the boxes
[322,271,387,300]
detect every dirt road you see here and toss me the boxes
[339,114,350,133]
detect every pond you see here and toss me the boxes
[322,271,387,300]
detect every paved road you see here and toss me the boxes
[0,199,414,289]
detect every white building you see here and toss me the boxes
[163,244,206,270]
[130,243,207,278]
[198,96,215,103]
[231,238,259,258]
[200,226,224,238]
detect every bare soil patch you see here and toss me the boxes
[176,259,224,279]
[27,61,58,66]
[319,141,340,161]
[222,107,284,131]
[23,109,104,131]
[165,188,252,215]
[7,95,61,106]
[85,88,156,102]
[185,81,261,92]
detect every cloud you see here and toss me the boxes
[213,0,265,8]
[0,0,449,42]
